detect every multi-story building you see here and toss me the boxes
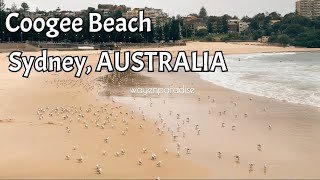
[270,19,281,25]
[239,21,250,33]
[228,20,250,33]
[98,4,114,12]
[124,7,168,26]
[184,15,206,31]
[228,20,240,33]
[97,4,129,16]
[296,0,320,18]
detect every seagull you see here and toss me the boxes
[157,161,162,167]
[173,135,178,141]
[116,152,120,157]
[151,153,157,160]
[77,156,84,163]
[121,149,125,155]
[232,125,236,131]
[96,167,102,174]
[249,163,255,172]
[177,151,180,157]
[234,155,240,163]
[264,164,267,174]
[104,137,109,143]
[185,147,191,154]
[142,147,147,154]
[257,144,262,151]
[177,143,181,150]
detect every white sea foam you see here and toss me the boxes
[198,52,320,108]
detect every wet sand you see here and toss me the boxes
[115,71,320,178]
[0,42,320,179]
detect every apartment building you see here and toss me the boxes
[228,20,250,33]
[124,7,169,26]
[97,4,129,16]
[228,20,240,33]
[296,0,320,18]
[239,21,250,33]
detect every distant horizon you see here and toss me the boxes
[2,0,295,18]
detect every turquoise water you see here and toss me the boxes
[199,52,320,107]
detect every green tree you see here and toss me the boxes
[207,21,213,33]
[87,7,96,13]
[221,15,229,33]
[283,24,305,38]
[21,2,29,12]
[195,29,208,37]
[112,10,123,18]
[156,26,163,41]
[199,7,207,19]
[293,31,320,48]
[268,12,282,20]
[277,34,291,46]
[181,25,193,38]
[163,23,170,42]
[170,18,180,41]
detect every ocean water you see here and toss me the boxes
[198,52,320,108]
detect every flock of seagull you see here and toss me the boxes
[38,71,272,178]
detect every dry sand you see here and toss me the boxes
[0,42,320,179]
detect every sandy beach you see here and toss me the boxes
[0,42,320,179]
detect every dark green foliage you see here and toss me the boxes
[292,31,320,48]
[277,34,291,46]
[199,7,207,19]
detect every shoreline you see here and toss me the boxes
[114,68,320,178]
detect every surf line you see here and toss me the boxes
[95,51,229,73]
[8,50,89,78]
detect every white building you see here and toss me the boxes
[228,20,250,33]
[296,0,320,18]
[239,21,250,33]
[124,7,168,26]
